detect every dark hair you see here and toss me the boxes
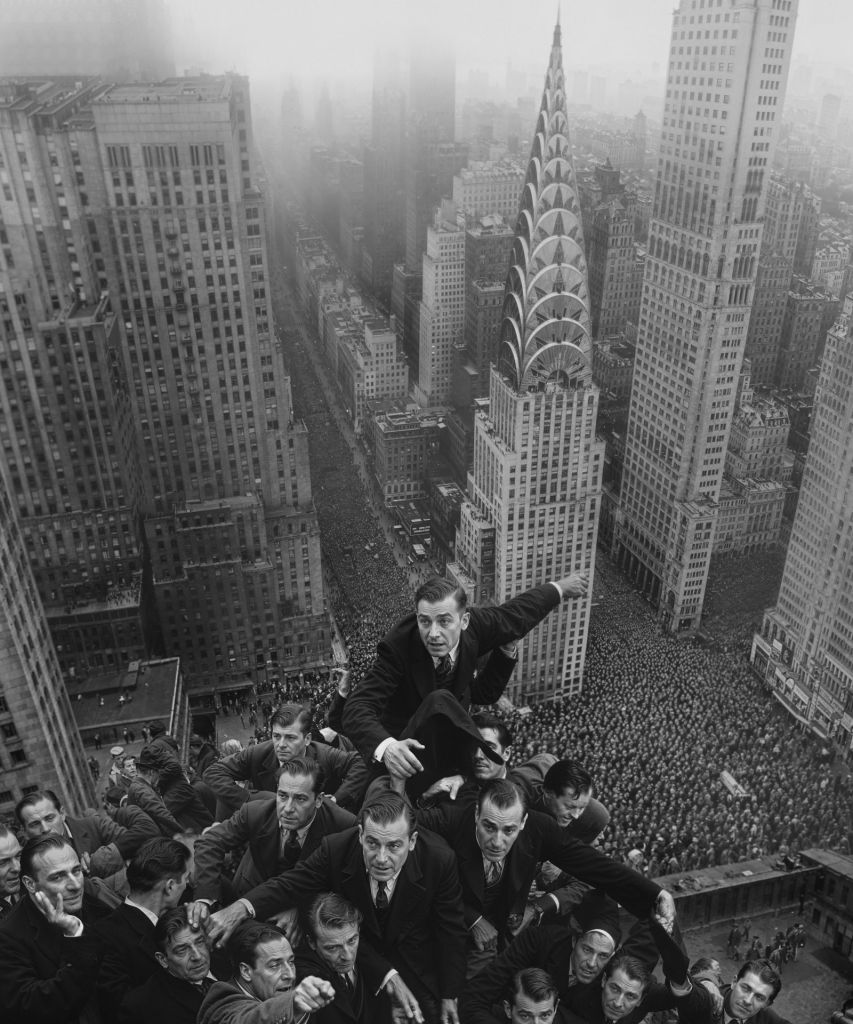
[414,576,467,611]
[306,892,363,940]
[154,905,208,953]
[604,955,651,992]
[276,756,325,794]
[471,712,512,749]
[477,778,527,815]
[104,787,125,807]
[508,967,558,1007]
[228,921,287,972]
[690,956,721,977]
[269,704,313,735]
[0,822,18,841]
[735,959,782,1001]
[126,838,191,894]
[15,790,61,823]
[542,760,593,798]
[358,791,415,835]
[20,833,76,881]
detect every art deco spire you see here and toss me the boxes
[498,21,591,392]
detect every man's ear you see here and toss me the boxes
[155,951,168,970]
[502,1000,512,1020]
[460,610,470,631]
[22,874,37,896]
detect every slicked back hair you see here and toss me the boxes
[508,967,558,1007]
[604,955,651,992]
[306,891,363,941]
[471,711,512,749]
[20,833,76,882]
[414,576,467,611]
[126,837,191,894]
[15,789,62,823]
[735,959,782,1001]
[542,759,593,798]
[358,791,416,835]
[227,921,288,973]
[269,704,313,736]
[276,756,325,794]
[477,778,527,815]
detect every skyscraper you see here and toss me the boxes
[751,302,853,747]
[614,0,798,633]
[451,22,602,703]
[0,463,94,817]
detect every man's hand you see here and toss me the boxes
[420,775,466,802]
[32,891,82,937]
[440,998,460,1024]
[270,906,302,948]
[293,976,335,1013]
[555,571,589,599]
[185,900,212,931]
[207,900,250,946]
[654,889,676,934]
[507,903,537,937]
[469,916,498,951]
[383,738,426,778]
[385,973,425,1022]
[332,667,351,697]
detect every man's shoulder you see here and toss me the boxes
[0,896,35,940]
[96,900,154,939]
[316,797,357,830]
[414,823,462,865]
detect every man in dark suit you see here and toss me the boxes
[341,574,588,786]
[205,703,366,814]
[0,833,110,1024]
[94,836,192,1018]
[199,921,334,1024]
[119,905,216,1024]
[194,757,357,902]
[15,789,148,877]
[0,823,22,920]
[296,892,383,1024]
[417,780,672,977]
[207,791,468,1024]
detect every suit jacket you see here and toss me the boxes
[342,583,560,762]
[119,967,210,1024]
[111,804,161,848]
[673,982,793,1024]
[416,804,660,938]
[198,978,298,1024]
[93,900,158,1019]
[243,826,467,1003]
[126,776,184,836]
[0,892,109,1024]
[194,795,357,901]
[204,740,366,815]
[66,812,130,876]
[294,944,380,1024]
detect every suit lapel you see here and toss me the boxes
[506,833,537,916]
[342,847,379,937]
[251,803,281,872]
[384,844,424,940]
[457,831,485,905]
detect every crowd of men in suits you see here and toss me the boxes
[0,574,796,1024]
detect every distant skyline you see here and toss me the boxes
[167,0,852,89]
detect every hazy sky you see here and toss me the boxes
[169,0,852,87]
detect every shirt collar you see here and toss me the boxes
[124,896,159,927]
[369,870,402,897]
[281,811,317,842]
[432,638,460,667]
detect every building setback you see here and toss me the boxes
[614,0,798,632]
[752,303,853,751]
[450,21,603,704]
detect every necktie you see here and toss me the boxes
[485,859,503,885]
[343,972,355,996]
[435,654,454,685]
[280,828,300,869]
[375,879,389,910]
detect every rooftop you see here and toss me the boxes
[67,658,181,732]
[95,75,238,106]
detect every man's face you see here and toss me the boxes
[23,843,85,914]
[0,832,22,898]
[471,727,509,782]
[601,968,645,1021]
[157,924,211,984]
[727,970,775,1019]
[310,920,360,976]
[503,992,557,1024]
[543,786,592,828]
[416,594,469,658]
[475,797,526,862]
[271,722,310,763]
[122,757,137,778]
[19,798,65,840]
[241,937,296,1001]
[359,814,416,881]
[570,932,615,984]
[276,772,321,832]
